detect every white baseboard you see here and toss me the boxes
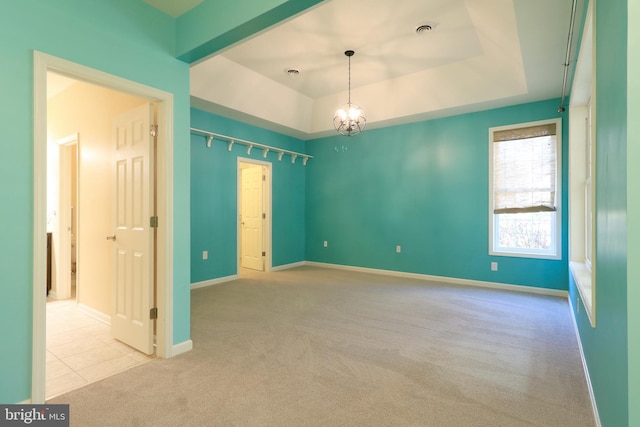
[568,298,601,427]
[191,275,238,289]
[77,303,110,325]
[171,339,193,357]
[271,261,306,271]
[304,261,568,298]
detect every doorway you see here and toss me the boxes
[45,75,155,399]
[238,158,272,274]
[33,52,175,403]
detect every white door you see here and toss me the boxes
[110,103,155,355]
[241,165,264,271]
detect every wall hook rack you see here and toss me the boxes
[191,127,313,166]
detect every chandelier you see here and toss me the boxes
[333,50,366,136]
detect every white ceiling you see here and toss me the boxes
[144,0,579,140]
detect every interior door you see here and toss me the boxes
[110,103,154,355]
[241,165,264,271]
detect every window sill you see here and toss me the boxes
[570,261,596,327]
[490,249,561,260]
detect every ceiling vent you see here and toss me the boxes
[416,22,438,34]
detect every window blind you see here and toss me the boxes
[492,123,557,214]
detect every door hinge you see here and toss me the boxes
[150,216,159,228]
[263,175,266,181]
[262,251,266,257]
[150,307,158,320]
[262,213,266,219]
[150,124,158,137]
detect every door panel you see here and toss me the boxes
[111,103,154,355]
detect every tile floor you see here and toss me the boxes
[46,299,155,400]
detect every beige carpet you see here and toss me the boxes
[50,266,595,426]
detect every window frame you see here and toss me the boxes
[488,118,562,260]
[568,0,596,327]
[584,100,594,271]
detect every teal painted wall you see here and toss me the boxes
[305,99,568,290]
[0,0,190,403]
[628,1,640,425]
[190,109,307,283]
[568,0,630,425]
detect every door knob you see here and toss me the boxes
[106,234,116,241]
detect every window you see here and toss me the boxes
[568,0,595,326]
[489,119,561,259]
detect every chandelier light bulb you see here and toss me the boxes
[348,106,362,120]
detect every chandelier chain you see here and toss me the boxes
[348,54,351,106]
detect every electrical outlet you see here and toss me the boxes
[323,241,328,247]
[396,245,401,253]
[491,262,498,271]
[202,250,208,260]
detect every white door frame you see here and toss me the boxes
[33,51,175,403]
[237,157,272,273]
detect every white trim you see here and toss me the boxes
[57,133,79,146]
[154,81,175,361]
[190,260,566,298]
[171,340,193,357]
[568,0,597,328]
[33,51,48,406]
[191,275,239,289]
[271,261,306,271]
[55,135,78,302]
[488,118,563,260]
[33,51,176,403]
[237,157,272,274]
[568,297,601,427]
[305,261,568,298]
[77,303,111,325]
